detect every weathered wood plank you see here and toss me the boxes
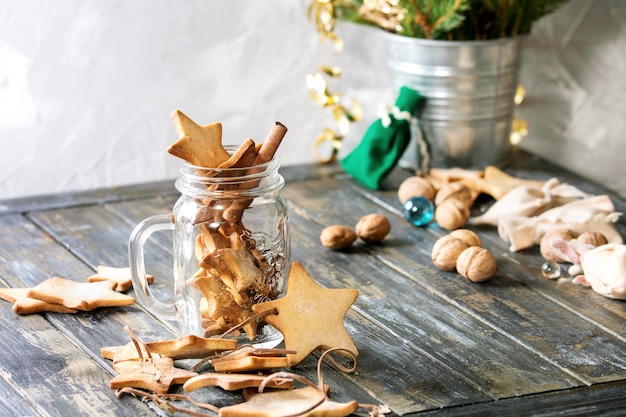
[341,155,626,341]
[107,195,489,415]
[0,311,157,417]
[0,162,340,217]
[0,213,252,413]
[3,149,622,416]
[26,205,176,308]
[0,308,157,417]
[286,202,582,398]
[0,181,178,216]
[0,213,172,349]
[411,380,626,417]
[106,195,178,226]
[341,310,490,415]
[28,197,387,413]
[281,176,626,388]
[0,221,156,417]
[0,375,41,417]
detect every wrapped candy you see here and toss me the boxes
[551,238,626,300]
[573,244,626,300]
[498,195,623,252]
[470,178,589,226]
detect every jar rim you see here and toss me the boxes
[175,146,283,197]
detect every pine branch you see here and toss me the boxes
[332,0,570,40]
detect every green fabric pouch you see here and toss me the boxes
[340,86,423,189]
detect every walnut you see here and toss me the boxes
[434,182,475,207]
[398,176,436,203]
[434,198,470,230]
[320,225,357,250]
[577,231,608,248]
[449,229,482,248]
[432,235,469,271]
[355,213,391,244]
[539,229,577,262]
[456,246,497,283]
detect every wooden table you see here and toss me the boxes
[1,149,625,417]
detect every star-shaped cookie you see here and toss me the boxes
[167,109,231,168]
[26,277,135,311]
[252,262,359,367]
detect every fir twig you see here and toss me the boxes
[432,0,465,36]
[332,0,570,40]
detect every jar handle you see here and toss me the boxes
[128,214,176,320]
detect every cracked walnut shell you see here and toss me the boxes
[432,235,469,271]
[456,246,497,283]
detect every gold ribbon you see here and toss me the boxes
[510,84,528,145]
[307,0,343,52]
[307,0,362,163]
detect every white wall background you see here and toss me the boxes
[1,0,624,199]
[517,0,626,199]
[0,0,388,199]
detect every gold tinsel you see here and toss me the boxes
[307,0,362,163]
[358,0,406,32]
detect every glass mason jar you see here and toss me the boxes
[129,148,289,347]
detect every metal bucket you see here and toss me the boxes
[382,33,522,170]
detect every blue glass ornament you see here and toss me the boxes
[402,196,434,226]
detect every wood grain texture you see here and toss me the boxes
[367,160,626,341]
[0,375,42,417]
[0,281,154,416]
[281,175,626,389]
[0,150,624,416]
[284,184,582,398]
[26,194,383,414]
[415,380,626,417]
[0,180,178,216]
[106,193,489,413]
